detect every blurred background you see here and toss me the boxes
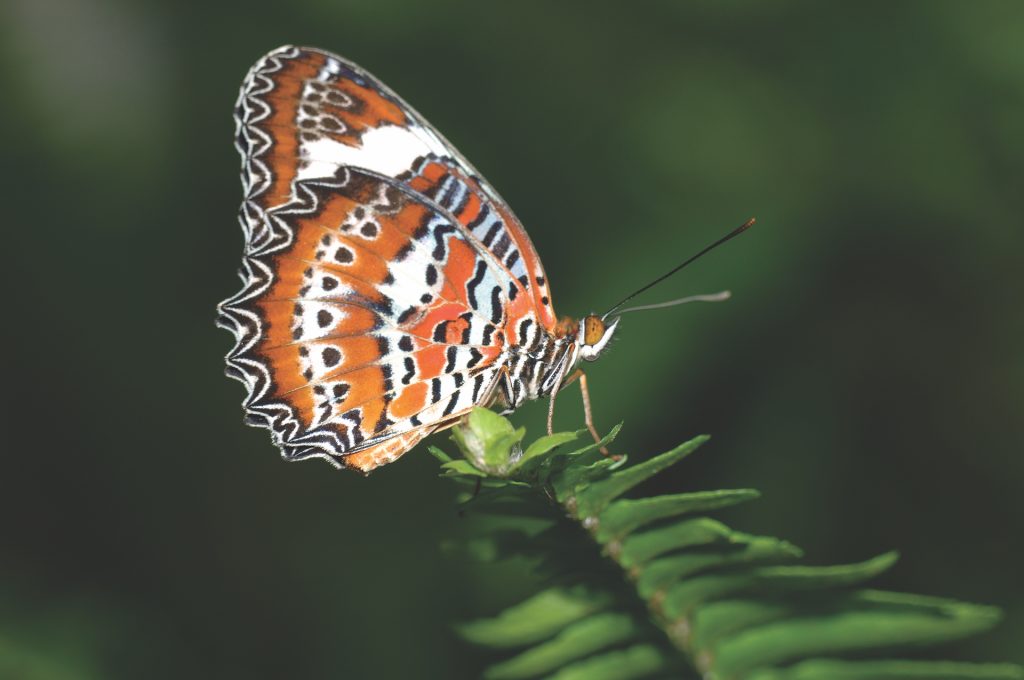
[2,0,1021,677]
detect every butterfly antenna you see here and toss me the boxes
[602,218,755,319]
[614,291,732,316]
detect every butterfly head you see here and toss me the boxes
[577,314,620,362]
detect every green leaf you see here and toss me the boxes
[755,552,900,591]
[545,643,679,680]
[428,445,453,463]
[453,407,526,475]
[548,423,624,503]
[483,613,643,679]
[661,553,900,620]
[635,537,803,599]
[511,430,581,475]
[595,489,760,542]
[572,435,708,519]
[457,586,613,648]
[689,589,1002,654]
[711,602,1005,677]
[689,598,800,651]
[617,518,739,568]
[745,659,1024,680]
[441,459,488,477]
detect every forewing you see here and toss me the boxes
[233,45,557,328]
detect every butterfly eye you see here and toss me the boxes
[583,316,606,346]
[578,315,619,362]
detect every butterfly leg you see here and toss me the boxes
[557,369,614,458]
[577,371,613,458]
[546,366,564,435]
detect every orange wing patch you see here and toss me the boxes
[344,429,431,473]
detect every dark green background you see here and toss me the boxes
[2,1,1021,677]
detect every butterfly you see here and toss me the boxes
[218,45,751,473]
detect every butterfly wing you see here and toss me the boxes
[220,46,560,471]
[233,45,557,326]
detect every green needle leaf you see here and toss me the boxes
[661,553,900,620]
[457,586,613,649]
[572,435,709,519]
[595,489,760,542]
[511,430,581,475]
[712,603,1006,677]
[745,659,1024,680]
[635,537,803,599]
[617,518,738,568]
[483,613,643,679]
[545,643,679,680]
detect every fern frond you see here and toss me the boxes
[440,409,1022,680]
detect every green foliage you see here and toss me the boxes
[439,408,1022,680]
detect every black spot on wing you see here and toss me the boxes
[442,391,460,417]
[459,312,474,345]
[518,318,534,344]
[490,286,503,324]
[466,260,487,309]
[492,233,511,259]
[432,223,456,260]
[481,220,501,246]
[452,185,471,217]
[394,242,413,262]
[435,174,456,206]
[466,204,489,231]
[397,306,417,324]
[322,347,341,367]
[373,409,393,435]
